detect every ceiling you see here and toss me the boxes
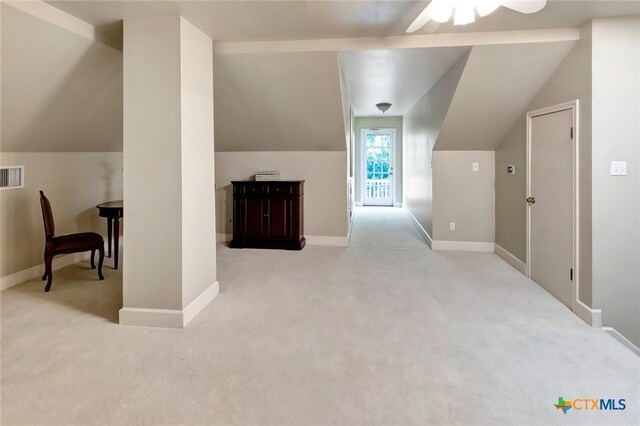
[339,46,469,116]
[435,40,577,150]
[1,5,123,152]
[47,1,640,44]
[214,52,346,151]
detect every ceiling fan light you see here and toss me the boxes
[501,0,547,14]
[476,0,502,17]
[453,1,476,25]
[426,0,453,23]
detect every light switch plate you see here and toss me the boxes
[472,162,479,172]
[610,161,627,176]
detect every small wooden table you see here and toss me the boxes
[96,200,123,269]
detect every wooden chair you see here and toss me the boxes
[39,191,105,292]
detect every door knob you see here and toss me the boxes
[526,197,536,205]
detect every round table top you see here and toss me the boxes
[96,200,123,209]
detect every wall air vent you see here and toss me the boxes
[0,166,25,190]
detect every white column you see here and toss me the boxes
[591,17,640,347]
[120,16,218,328]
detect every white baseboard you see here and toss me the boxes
[306,235,349,247]
[1,251,91,291]
[405,208,432,248]
[603,327,640,356]
[432,240,495,252]
[183,281,220,326]
[494,244,527,274]
[492,244,604,331]
[119,307,184,328]
[120,281,219,328]
[393,202,403,207]
[574,300,603,328]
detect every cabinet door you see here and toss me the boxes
[244,196,266,239]
[267,196,290,240]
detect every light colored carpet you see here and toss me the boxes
[1,207,638,425]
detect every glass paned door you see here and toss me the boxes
[363,130,393,206]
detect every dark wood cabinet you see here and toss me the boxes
[230,181,305,250]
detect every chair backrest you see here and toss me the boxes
[39,190,55,240]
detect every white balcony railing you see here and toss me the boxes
[366,179,391,200]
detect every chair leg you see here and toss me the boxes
[97,246,105,281]
[44,254,54,292]
[42,252,48,281]
[90,249,96,269]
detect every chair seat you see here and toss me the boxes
[52,232,104,252]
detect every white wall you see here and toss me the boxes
[1,5,124,284]
[338,62,352,157]
[213,51,346,152]
[123,16,183,311]
[0,153,123,278]
[591,16,640,347]
[494,18,640,346]
[123,16,217,326]
[214,51,350,239]
[1,3,122,152]
[215,152,348,238]
[179,19,216,309]
[338,64,354,234]
[433,151,495,243]
[403,54,469,240]
[495,24,593,303]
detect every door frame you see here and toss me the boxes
[360,128,397,206]
[526,100,581,313]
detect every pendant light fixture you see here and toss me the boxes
[376,102,392,114]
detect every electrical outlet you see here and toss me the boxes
[228,218,233,223]
[610,161,627,176]
[472,162,479,172]
[450,222,455,231]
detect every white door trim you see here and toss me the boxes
[360,128,397,206]
[526,100,598,324]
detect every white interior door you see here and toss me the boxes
[528,108,574,309]
[362,129,394,206]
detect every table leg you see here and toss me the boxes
[107,217,113,258]
[114,218,120,270]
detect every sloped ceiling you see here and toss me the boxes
[1,4,122,152]
[339,46,470,117]
[434,41,576,151]
[214,51,346,152]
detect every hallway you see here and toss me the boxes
[349,207,428,250]
[1,207,638,425]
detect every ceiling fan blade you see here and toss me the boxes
[476,0,502,17]
[502,0,547,14]
[406,6,432,33]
